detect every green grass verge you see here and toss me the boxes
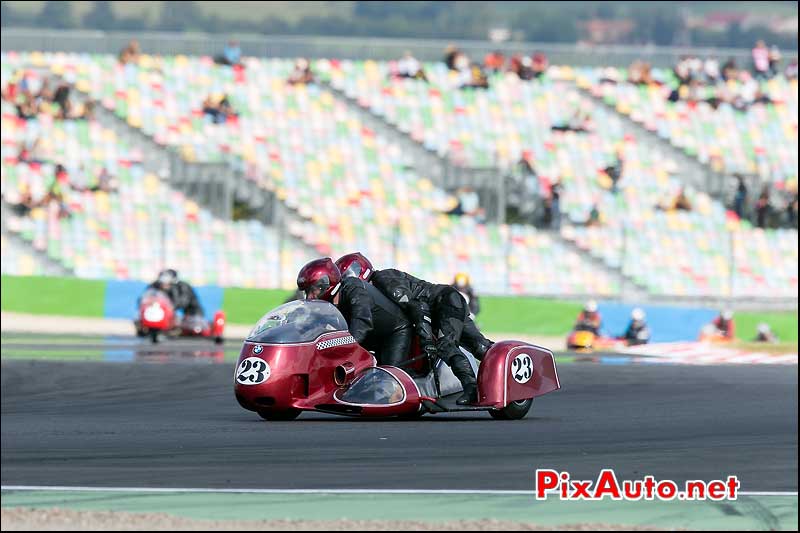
[1,275,106,317]
[222,287,294,325]
[476,296,582,336]
[2,276,796,341]
[734,311,798,343]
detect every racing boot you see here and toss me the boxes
[451,354,478,405]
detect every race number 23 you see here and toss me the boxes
[511,353,533,384]
[236,357,271,385]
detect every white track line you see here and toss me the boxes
[1,486,796,496]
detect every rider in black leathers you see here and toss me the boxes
[296,259,413,367]
[147,269,204,318]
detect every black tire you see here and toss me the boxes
[150,330,159,344]
[257,409,302,421]
[489,398,533,420]
[214,336,224,345]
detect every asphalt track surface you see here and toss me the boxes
[1,355,797,492]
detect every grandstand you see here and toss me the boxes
[1,38,797,303]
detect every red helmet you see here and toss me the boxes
[296,258,342,301]
[335,252,375,282]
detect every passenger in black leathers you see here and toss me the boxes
[371,268,493,405]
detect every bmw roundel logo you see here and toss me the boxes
[253,344,263,355]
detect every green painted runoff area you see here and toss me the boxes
[0,491,796,530]
[2,275,797,341]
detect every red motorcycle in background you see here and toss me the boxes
[136,288,225,344]
[234,300,560,421]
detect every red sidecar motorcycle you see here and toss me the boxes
[234,300,560,421]
[136,288,225,344]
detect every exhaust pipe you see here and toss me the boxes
[334,362,356,386]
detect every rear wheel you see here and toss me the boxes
[257,409,302,421]
[489,398,533,420]
[214,336,224,345]
[150,330,159,344]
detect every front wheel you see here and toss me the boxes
[214,336,224,345]
[150,330,159,344]
[257,409,302,421]
[489,398,533,420]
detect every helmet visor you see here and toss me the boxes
[342,262,363,279]
[303,277,331,300]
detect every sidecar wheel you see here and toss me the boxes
[258,409,301,421]
[489,398,533,420]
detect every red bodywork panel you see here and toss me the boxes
[138,291,225,339]
[235,335,560,417]
[476,341,561,409]
[139,291,175,332]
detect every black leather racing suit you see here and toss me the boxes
[622,321,650,345]
[335,276,412,366]
[371,269,493,363]
[146,280,204,317]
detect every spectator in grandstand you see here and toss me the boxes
[550,179,563,230]
[509,54,535,81]
[287,58,315,85]
[517,151,537,178]
[447,187,484,219]
[552,108,592,133]
[603,147,625,194]
[785,59,798,80]
[751,40,771,80]
[754,323,778,343]
[119,39,140,65]
[673,56,692,85]
[711,310,736,340]
[575,300,602,335]
[201,95,222,123]
[77,100,96,121]
[787,190,798,228]
[443,44,460,71]
[628,60,653,85]
[768,45,782,77]
[452,272,480,318]
[733,175,748,220]
[483,50,505,73]
[703,57,720,83]
[215,40,242,67]
[468,63,490,89]
[75,167,117,194]
[585,202,602,227]
[217,94,236,121]
[52,82,72,120]
[396,51,428,81]
[36,79,53,106]
[721,57,738,82]
[14,90,38,120]
[755,185,772,228]
[531,51,548,79]
[672,186,692,212]
[17,138,45,165]
[620,308,650,346]
[46,164,71,219]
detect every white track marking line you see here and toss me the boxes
[1,486,797,496]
